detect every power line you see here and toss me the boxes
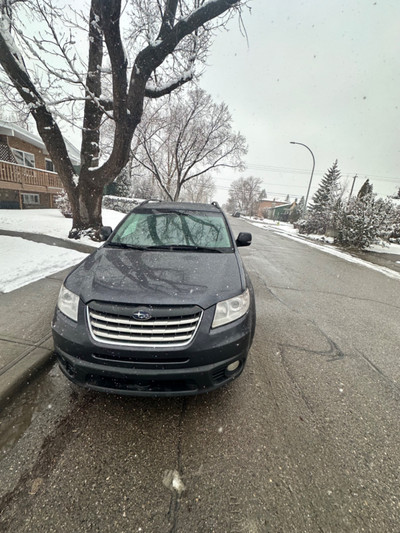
[244,162,400,184]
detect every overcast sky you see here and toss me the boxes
[200,0,400,203]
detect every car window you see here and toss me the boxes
[111,210,233,249]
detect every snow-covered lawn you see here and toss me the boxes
[0,208,125,246]
[0,209,125,293]
[0,236,88,293]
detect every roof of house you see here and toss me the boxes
[271,203,293,209]
[0,120,80,165]
[258,199,289,208]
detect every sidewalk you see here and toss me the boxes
[0,232,96,408]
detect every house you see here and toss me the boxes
[257,198,298,221]
[0,121,80,209]
[267,203,293,221]
[257,199,289,218]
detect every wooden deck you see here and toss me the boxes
[0,160,63,193]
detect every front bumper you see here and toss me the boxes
[52,303,254,396]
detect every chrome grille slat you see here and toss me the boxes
[90,320,198,335]
[94,331,193,342]
[89,311,199,327]
[87,306,202,347]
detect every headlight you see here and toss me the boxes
[212,289,250,328]
[57,285,79,322]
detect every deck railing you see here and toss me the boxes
[0,160,63,190]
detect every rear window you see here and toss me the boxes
[110,209,233,250]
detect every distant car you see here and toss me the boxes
[52,201,256,396]
[232,211,241,217]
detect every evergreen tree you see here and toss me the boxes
[388,204,400,242]
[299,160,342,234]
[104,167,131,197]
[289,198,301,223]
[336,193,394,249]
[309,160,341,215]
[392,187,400,200]
[357,179,373,199]
[259,189,267,200]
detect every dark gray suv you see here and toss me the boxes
[52,201,255,396]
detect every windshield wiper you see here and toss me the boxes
[107,242,224,253]
[106,242,149,250]
[146,245,223,253]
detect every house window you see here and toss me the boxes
[12,149,35,168]
[21,193,40,205]
[45,158,54,172]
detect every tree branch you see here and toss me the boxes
[144,71,193,98]
[158,0,179,41]
[0,13,77,188]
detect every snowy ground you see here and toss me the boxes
[0,236,88,293]
[0,208,125,245]
[1,209,400,294]
[0,209,125,293]
[246,217,400,255]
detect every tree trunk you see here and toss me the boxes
[67,179,104,240]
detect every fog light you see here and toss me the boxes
[226,360,240,372]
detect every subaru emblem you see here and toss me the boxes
[132,310,152,321]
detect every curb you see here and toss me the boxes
[0,341,55,408]
[0,229,97,254]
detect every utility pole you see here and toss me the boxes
[348,175,358,200]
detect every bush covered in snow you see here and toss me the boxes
[55,190,72,218]
[335,195,381,249]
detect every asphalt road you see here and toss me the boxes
[1,217,400,532]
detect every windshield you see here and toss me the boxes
[109,209,233,251]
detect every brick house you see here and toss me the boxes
[257,198,298,221]
[257,199,289,218]
[0,121,80,209]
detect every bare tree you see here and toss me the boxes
[180,174,216,203]
[0,0,247,238]
[226,176,262,216]
[130,87,247,201]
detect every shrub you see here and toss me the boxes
[335,195,394,249]
[55,190,72,218]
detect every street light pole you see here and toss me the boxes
[290,141,315,214]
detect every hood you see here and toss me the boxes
[65,247,245,309]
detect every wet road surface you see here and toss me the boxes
[1,218,399,532]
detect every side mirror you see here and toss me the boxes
[100,226,112,241]
[236,232,252,247]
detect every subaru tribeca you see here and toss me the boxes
[52,201,255,396]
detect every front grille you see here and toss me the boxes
[86,374,199,394]
[87,305,202,347]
